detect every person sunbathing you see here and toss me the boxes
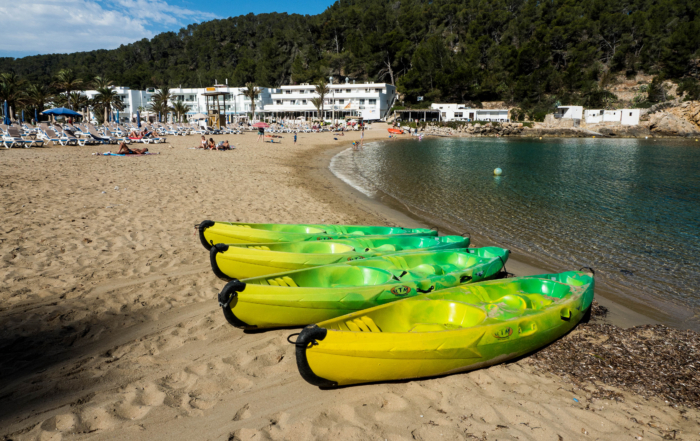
[208,138,216,149]
[197,135,207,149]
[117,142,148,155]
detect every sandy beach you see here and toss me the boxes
[1,128,698,440]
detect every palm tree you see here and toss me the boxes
[171,101,189,123]
[54,69,83,109]
[94,87,120,124]
[148,87,172,121]
[26,84,52,112]
[314,81,329,121]
[310,97,324,121]
[240,83,260,122]
[91,76,113,90]
[0,72,26,120]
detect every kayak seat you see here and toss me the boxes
[409,323,449,332]
[335,316,382,332]
[266,276,298,287]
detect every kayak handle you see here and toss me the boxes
[416,285,434,294]
[287,332,320,347]
[460,275,473,283]
[579,266,595,275]
[430,226,439,232]
[462,232,471,239]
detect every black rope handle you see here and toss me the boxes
[579,266,595,275]
[287,333,319,347]
[416,285,435,294]
[462,232,471,239]
[430,226,439,232]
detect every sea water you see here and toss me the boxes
[331,137,700,326]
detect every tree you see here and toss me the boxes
[310,97,324,121]
[171,101,189,122]
[91,76,114,90]
[240,83,260,122]
[0,72,26,120]
[54,69,83,109]
[314,81,329,120]
[25,83,52,114]
[94,87,120,124]
[148,87,172,121]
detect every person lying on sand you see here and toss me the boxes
[117,141,148,155]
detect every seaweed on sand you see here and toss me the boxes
[528,301,700,408]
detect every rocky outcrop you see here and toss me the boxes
[596,125,651,137]
[648,111,700,137]
[422,122,525,137]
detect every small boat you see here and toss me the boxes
[293,270,594,387]
[210,235,470,279]
[387,128,403,134]
[217,247,509,329]
[197,220,436,250]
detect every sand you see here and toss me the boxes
[1,127,698,441]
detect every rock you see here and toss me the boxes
[649,112,700,137]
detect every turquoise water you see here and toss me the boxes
[333,137,700,325]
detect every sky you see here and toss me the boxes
[0,0,335,59]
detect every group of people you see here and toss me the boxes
[128,128,152,139]
[197,135,233,150]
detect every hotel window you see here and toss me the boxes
[346,89,351,93]
[455,112,463,117]
[360,99,365,105]
[302,100,307,105]
[375,89,382,93]
[369,99,376,105]
[339,99,345,104]
[276,100,282,105]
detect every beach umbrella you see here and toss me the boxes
[117,109,120,123]
[137,110,141,128]
[191,113,207,120]
[252,122,269,128]
[34,108,38,124]
[42,107,82,117]
[158,111,161,123]
[3,101,9,125]
[21,109,24,123]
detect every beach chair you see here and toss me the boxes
[5,126,44,148]
[38,124,73,146]
[87,123,116,144]
[103,127,132,144]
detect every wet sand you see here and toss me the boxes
[1,128,698,440]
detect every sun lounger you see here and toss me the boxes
[5,126,44,148]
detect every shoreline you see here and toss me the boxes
[301,138,693,331]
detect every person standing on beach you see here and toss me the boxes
[257,126,264,142]
[294,132,297,145]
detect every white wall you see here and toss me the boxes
[621,109,640,125]
[603,110,621,122]
[585,110,603,124]
[557,106,583,119]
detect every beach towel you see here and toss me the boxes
[94,152,160,157]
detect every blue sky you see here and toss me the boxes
[0,0,335,59]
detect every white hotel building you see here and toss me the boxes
[83,85,274,122]
[264,81,397,121]
[82,81,395,122]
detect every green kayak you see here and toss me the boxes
[217,247,509,329]
[210,235,470,279]
[197,220,437,250]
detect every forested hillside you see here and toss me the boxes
[1,0,699,111]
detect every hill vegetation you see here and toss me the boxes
[1,0,699,116]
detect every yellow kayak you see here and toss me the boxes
[293,270,594,387]
[210,235,470,279]
[198,220,437,249]
[217,247,509,329]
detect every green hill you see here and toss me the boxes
[1,0,698,110]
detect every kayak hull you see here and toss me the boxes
[218,247,509,329]
[198,220,437,249]
[294,271,594,387]
[210,235,470,279]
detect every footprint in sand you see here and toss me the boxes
[232,403,251,421]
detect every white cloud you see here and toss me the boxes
[0,0,217,56]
